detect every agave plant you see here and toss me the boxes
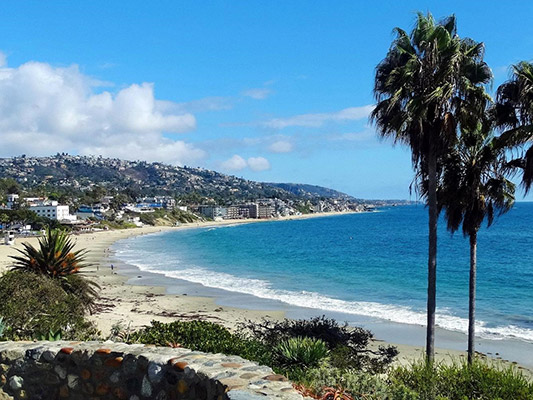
[10,229,89,277]
[9,229,99,311]
[274,336,329,370]
[36,328,62,341]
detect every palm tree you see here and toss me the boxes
[9,229,99,311]
[494,61,533,191]
[439,123,515,364]
[371,12,492,362]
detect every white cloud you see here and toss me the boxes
[0,56,205,165]
[247,156,270,171]
[242,88,272,100]
[220,155,271,172]
[221,155,248,171]
[82,133,206,166]
[260,105,375,129]
[268,140,293,153]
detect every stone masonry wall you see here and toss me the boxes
[0,341,305,400]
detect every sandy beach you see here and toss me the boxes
[1,214,531,378]
[0,213,353,335]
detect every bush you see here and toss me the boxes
[129,320,272,366]
[274,337,329,370]
[390,359,533,400]
[242,316,398,373]
[137,209,199,226]
[296,366,417,400]
[0,271,98,340]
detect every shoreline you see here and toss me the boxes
[1,212,532,378]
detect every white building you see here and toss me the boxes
[29,201,77,222]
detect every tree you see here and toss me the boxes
[371,12,492,362]
[494,61,533,191]
[439,123,515,364]
[0,213,9,230]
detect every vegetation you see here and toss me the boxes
[495,61,533,192]
[0,155,307,203]
[292,360,533,399]
[274,337,329,370]
[10,229,89,277]
[129,320,272,367]
[128,318,531,399]
[0,271,97,340]
[390,359,533,400]
[243,316,397,373]
[9,229,99,311]
[371,12,492,362]
[439,123,515,363]
[137,208,199,226]
[129,317,397,384]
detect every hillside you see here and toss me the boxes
[266,182,354,200]
[0,155,352,203]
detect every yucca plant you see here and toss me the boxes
[9,229,99,311]
[275,337,329,370]
[10,229,88,277]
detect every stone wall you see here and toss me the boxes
[0,341,305,400]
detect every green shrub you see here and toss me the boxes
[242,316,398,373]
[129,320,272,366]
[297,365,417,400]
[390,359,533,400]
[275,337,329,370]
[0,271,98,340]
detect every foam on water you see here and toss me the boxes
[117,253,533,343]
[112,206,533,345]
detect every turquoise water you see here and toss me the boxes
[113,204,533,344]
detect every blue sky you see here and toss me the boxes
[0,1,532,199]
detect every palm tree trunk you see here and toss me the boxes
[426,145,438,364]
[468,231,477,364]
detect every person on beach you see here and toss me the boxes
[111,264,114,271]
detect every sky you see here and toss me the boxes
[0,1,532,200]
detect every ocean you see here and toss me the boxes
[112,204,533,363]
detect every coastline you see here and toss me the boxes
[1,212,532,378]
[0,211,358,333]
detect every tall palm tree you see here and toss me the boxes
[439,123,515,364]
[495,61,533,191]
[371,12,492,362]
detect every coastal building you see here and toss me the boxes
[226,203,272,219]
[198,205,227,219]
[29,201,77,222]
[227,205,252,219]
[255,203,274,219]
[136,196,176,210]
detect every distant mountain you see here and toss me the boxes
[266,182,354,200]
[0,155,355,203]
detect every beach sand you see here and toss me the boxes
[0,215,531,378]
